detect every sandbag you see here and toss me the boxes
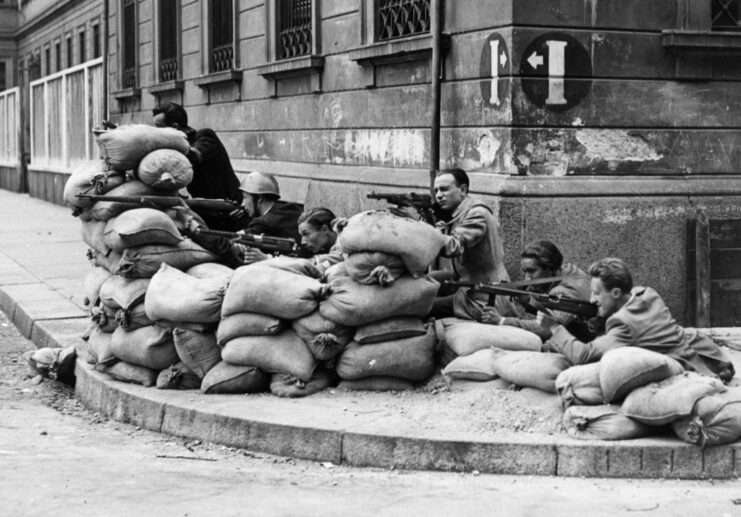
[323,261,349,283]
[563,405,654,441]
[442,348,499,382]
[98,276,150,310]
[90,303,118,332]
[186,262,234,281]
[110,325,178,370]
[344,251,406,286]
[83,266,113,308]
[103,361,158,387]
[338,210,445,276]
[262,256,322,279]
[320,275,438,327]
[622,372,727,426]
[291,311,353,361]
[435,318,542,365]
[599,347,685,403]
[337,377,416,392]
[96,124,190,171]
[555,362,604,408]
[156,362,202,390]
[490,350,571,393]
[115,303,154,331]
[336,325,437,382]
[145,263,225,324]
[220,329,317,382]
[173,328,221,378]
[269,367,336,398]
[116,238,217,279]
[216,312,285,345]
[221,263,326,319]
[87,180,164,221]
[103,208,183,252]
[63,160,126,209]
[88,248,123,274]
[200,361,270,394]
[81,220,112,257]
[136,148,193,190]
[85,326,118,366]
[672,389,741,446]
[354,316,426,345]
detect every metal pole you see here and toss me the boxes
[429,0,443,196]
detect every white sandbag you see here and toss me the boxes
[115,303,154,331]
[103,208,183,252]
[490,350,571,393]
[103,361,158,387]
[83,266,113,308]
[221,263,326,319]
[110,325,178,370]
[555,362,603,408]
[173,328,221,379]
[338,210,445,276]
[85,327,117,366]
[81,220,112,257]
[186,262,234,281]
[262,256,322,279]
[435,318,542,365]
[200,361,270,394]
[96,124,190,171]
[87,180,165,221]
[622,372,727,426]
[136,149,193,190]
[98,276,150,311]
[442,348,499,381]
[672,388,741,446]
[563,405,654,441]
[116,238,217,279]
[344,251,406,286]
[88,248,123,274]
[63,160,126,209]
[145,263,225,324]
[354,316,426,345]
[599,347,685,403]
[90,303,118,332]
[216,312,285,345]
[319,275,438,327]
[322,261,350,283]
[291,310,353,361]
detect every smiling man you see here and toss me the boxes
[429,168,510,320]
[537,257,735,382]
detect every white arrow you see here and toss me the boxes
[499,51,507,68]
[527,51,543,69]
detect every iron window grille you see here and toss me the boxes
[376,0,430,41]
[159,0,179,81]
[122,0,137,87]
[277,0,312,60]
[712,0,741,30]
[210,0,234,72]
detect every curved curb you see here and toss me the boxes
[74,359,741,479]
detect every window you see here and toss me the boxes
[66,37,73,68]
[92,24,101,58]
[29,53,41,81]
[376,0,430,41]
[277,0,312,59]
[209,0,234,72]
[0,62,5,91]
[712,0,741,30]
[158,0,179,81]
[122,0,138,87]
[79,31,86,63]
[45,47,50,75]
[55,42,61,71]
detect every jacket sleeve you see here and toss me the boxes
[440,207,488,258]
[188,129,220,166]
[547,321,633,364]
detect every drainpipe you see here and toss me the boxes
[428,0,443,196]
[103,0,109,121]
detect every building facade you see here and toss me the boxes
[5,0,741,325]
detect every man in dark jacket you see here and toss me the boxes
[152,102,243,230]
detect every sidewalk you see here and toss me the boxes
[2,189,740,479]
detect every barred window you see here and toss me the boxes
[210,0,234,72]
[277,0,312,60]
[122,0,138,87]
[159,0,179,81]
[376,0,430,41]
[712,0,741,30]
[79,31,86,63]
[93,24,101,59]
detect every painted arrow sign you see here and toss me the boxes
[480,33,510,108]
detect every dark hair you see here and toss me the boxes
[588,257,633,293]
[437,168,469,189]
[298,207,336,231]
[152,102,188,128]
[521,240,563,272]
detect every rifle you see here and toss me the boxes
[366,191,445,224]
[442,280,598,319]
[193,227,299,257]
[76,194,240,213]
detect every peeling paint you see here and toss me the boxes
[576,129,663,165]
[344,129,426,167]
[603,205,689,225]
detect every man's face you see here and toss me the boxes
[240,193,256,218]
[521,257,552,291]
[590,277,621,318]
[433,173,466,211]
[299,221,331,254]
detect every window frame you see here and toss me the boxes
[65,35,73,69]
[154,0,181,84]
[79,28,86,64]
[92,22,101,59]
[194,0,241,90]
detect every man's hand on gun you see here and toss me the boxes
[478,306,502,325]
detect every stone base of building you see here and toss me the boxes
[0,164,27,193]
[28,168,67,206]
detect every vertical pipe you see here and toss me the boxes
[103,0,109,121]
[429,0,443,196]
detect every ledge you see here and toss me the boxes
[255,55,325,96]
[662,30,741,53]
[193,70,242,89]
[111,87,141,101]
[147,80,185,96]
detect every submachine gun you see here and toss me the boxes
[76,194,241,214]
[193,228,300,257]
[366,191,446,224]
[442,280,599,320]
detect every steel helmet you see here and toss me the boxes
[239,171,280,198]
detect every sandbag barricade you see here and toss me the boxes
[88,248,123,275]
[220,330,317,382]
[217,313,285,346]
[63,160,126,209]
[270,367,337,398]
[186,262,234,281]
[173,327,221,379]
[84,326,117,367]
[354,316,426,345]
[95,124,190,171]
[136,149,193,190]
[145,264,225,324]
[110,325,178,370]
[337,377,416,392]
[82,266,113,309]
[103,208,184,252]
[442,348,499,382]
[201,361,270,394]
[563,405,654,441]
[87,180,165,222]
[343,251,406,286]
[102,361,159,387]
[261,256,323,279]
[555,362,603,408]
[116,239,217,279]
[81,220,112,257]
[156,362,202,390]
[292,311,353,361]
[490,350,571,393]
[599,347,685,403]
[115,303,154,331]
[98,276,150,312]
[672,388,741,447]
